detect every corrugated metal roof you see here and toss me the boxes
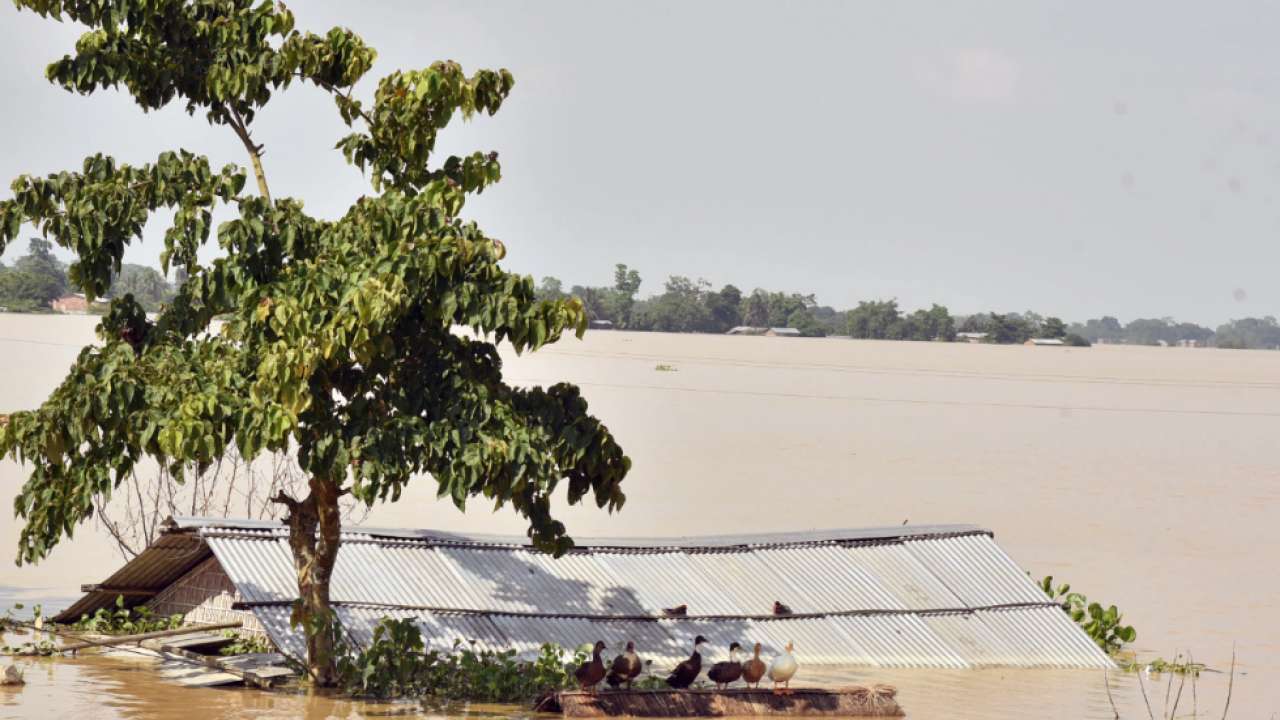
[52,532,210,622]
[63,517,1112,669]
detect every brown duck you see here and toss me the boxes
[574,640,608,692]
[741,642,767,688]
[665,635,708,689]
[706,642,744,690]
[772,601,793,616]
[663,604,688,617]
[605,641,643,690]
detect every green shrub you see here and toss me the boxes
[1040,576,1136,653]
[72,595,184,635]
[337,617,585,701]
[1063,333,1091,347]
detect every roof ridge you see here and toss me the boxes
[172,516,992,549]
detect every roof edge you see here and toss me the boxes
[166,516,991,549]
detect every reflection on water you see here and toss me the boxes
[0,636,1250,720]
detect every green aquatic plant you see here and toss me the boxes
[336,617,584,701]
[1040,576,1136,654]
[1114,653,1206,676]
[219,631,275,656]
[71,595,183,636]
[1,603,56,656]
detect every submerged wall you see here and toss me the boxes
[147,556,266,638]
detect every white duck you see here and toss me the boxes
[767,641,798,695]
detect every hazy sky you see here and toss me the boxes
[1,1,1277,325]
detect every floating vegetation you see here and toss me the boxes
[71,595,183,636]
[1039,576,1136,653]
[654,364,678,372]
[336,617,587,701]
[219,631,275,656]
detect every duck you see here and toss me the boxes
[665,634,708,689]
[767,641,798,695]
[663,604,688,617]
[605,640,643,690]
[772,601,793,616]
[707,642,744,690]
[574,640,608,692]
[741,643,767,688]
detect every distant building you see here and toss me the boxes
[50,294,90,314]
[1177,339,1201,348]
[726,326,765,335]
[955,332,988,343]
[588,319,614,330]
[1025,338,1066,346]
[764,327,802,337]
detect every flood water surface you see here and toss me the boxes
[1,315,1277,718]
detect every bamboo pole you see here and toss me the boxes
[54,622,243,652]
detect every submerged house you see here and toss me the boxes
[55,517,1112,669]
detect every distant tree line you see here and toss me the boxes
[0,238,178,312]
[5,247,1276,350]
[536,264,1280,349]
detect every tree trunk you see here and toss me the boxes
[276,476,343,686]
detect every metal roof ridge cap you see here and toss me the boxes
[170,516,993,548]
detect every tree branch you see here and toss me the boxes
[271,490,301,513]
[226,106,273,205]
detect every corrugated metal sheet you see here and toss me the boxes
[756,544,905,612]
[833,613,970,669]
[905,534,1047,607]
[205,534,295,604]
[683,549,793,616]
[61,519,1112,670]
[848,542,963,610]
[596,551,742,615]
[251,605,308,662]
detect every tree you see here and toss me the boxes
[535,276,565,302]
[607,263,642,327]
[903,304,955,341]
[1214,316,1280,349]
[846,300,903,339]
[1040,316,1067,339]
[741,290,770,327]
[95,447,366,562]
[986,313,1035,344]
[109,263,174,312]
[704,284,742,332]
[631,276,711,332]
[0,238,69,309]
[0,1,629,685]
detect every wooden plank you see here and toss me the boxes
[139,640,294,689]
[154,659,243,687]
[153,632,234,652]
[57,622,243,652]
[554,686,904,718]
[79,584,157,597]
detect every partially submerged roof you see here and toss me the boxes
[58,518,1112,669]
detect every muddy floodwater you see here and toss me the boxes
[1,313,1277,718]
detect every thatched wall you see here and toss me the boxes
[555,686,903,718]
[146,557,266,638]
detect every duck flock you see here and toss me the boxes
[573,635,799,694]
